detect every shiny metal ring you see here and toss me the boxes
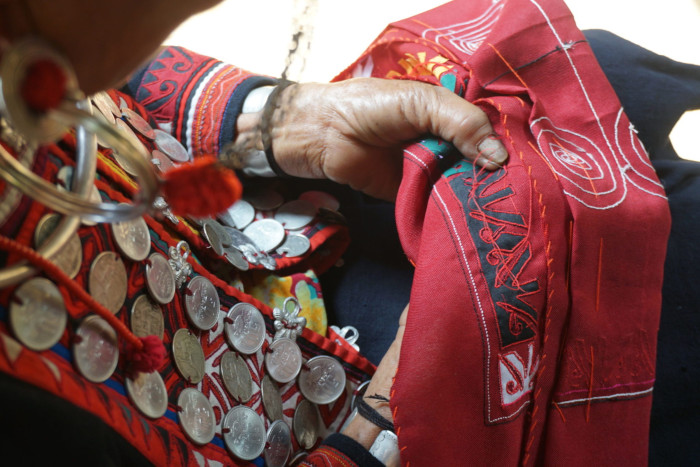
[0,102,159,224]
[0,99,95,288]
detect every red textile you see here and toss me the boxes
[335,0,670,464]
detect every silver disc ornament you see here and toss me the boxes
[88,252,127,314]
[145,252,176,305]
[9,277,67,351]
[261,374,284,421]
[125,370,168,419]
[178,388,216,445]
[222,405,266,461]
[293,399,320,450]
[184,275,220,331]
[34,213,83,279]
[265,337,302,384]
[111,212,151,262]
[265,419,292,467]
[220,350,254,403]
[171,328,206,384]
[225,302,266,355]
[298,356,347,405]
[243,219,286,253]
[73,315,119,383]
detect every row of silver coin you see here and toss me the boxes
[8,91,350,464]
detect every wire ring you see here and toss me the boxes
[0,102,159,223]
[0,99,95,288]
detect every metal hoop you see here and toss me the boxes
[0,99,95,288]
[0,102,160,223]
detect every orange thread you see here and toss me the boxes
[586,345,595,422]
[487,43,530,89]
[527,141,559,181]
[553,402,567,422]
[596,238,604,313]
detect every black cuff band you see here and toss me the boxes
[260,79,296,178]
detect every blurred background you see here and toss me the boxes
[165,0,700,160]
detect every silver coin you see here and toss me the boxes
[91,93,117,124]
[225,302,266,355]
[265,419,292,467]
[265,337,302,384]
[113,119,148,176]
[94,91,121,117]
[118,96,129,110]
[34,213,82,279]
[222,405,266,460]
[9,277,67,351]
[154,129,190,162]
[202,220,230,256]
[122,108,155,140]
[221,226,257,250]
[293,400,320,450]
[172,328,206,384]
[243,219,286,253]
[261,374,284,421]
[177,388,216,445]
[274,199,317,230]
[125,370,168,419]
[275,234,310,258]
[299,190,340,212]
[145,252,176,304]
[244,188,284,211]
[219,199,255,230]
[73,315,119,383]
[258,252,277,271]
[111,213,151,262]
[130,294,164,340]
[223,246,250,271]
[298,356,347,405]
[151,149,176,174]
[220,350,254,402]
[184,275,220,331]
[88,252,127,314]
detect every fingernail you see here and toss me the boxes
[477,136,508,166]
[476,155,503,170]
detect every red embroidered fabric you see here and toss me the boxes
[334,0,670,464]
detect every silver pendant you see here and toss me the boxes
[273,297,306,341]
[168,241,193,289]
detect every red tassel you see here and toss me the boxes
[126,335,166,375]
[20,59,67,112]
[161,155,242,218]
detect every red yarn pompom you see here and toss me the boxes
[20,59,67,112]
[162,156,243,217]
[126,335,166,375]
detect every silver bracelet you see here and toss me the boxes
[369,429,400,466]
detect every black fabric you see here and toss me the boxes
[321,433,386,467]
[0,371,153,466]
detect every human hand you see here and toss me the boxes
[341,305,408,450]
[235,78,507,201]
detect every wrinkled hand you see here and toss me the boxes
[341,305,408,449]
[236,78,507,201]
